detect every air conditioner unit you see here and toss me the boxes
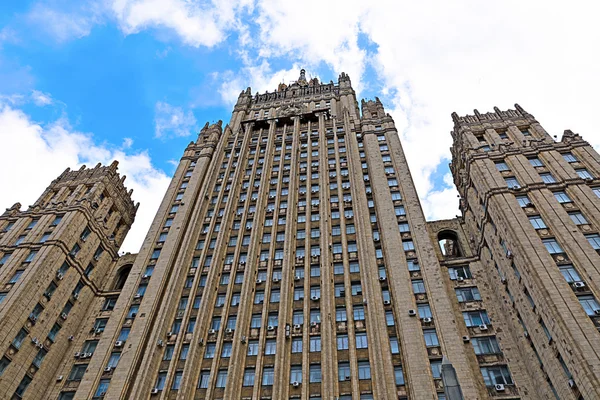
[68,335,75,341]
[379,276,386,281]
[142,274,149,279]
[157,339,164,347]
[383,300,391,305]
[512,186,520,191]
[209,329,216,334]
[573,281,586,289]
[56,272,64,280]
[73,293,79,299]
[151,388,159,394]
[506,250,513,259]
[56,375,63,382]
[457,277,464,282]
[311,296,320,301]
[568,379,576,388]
[501,277,507,284]
[462,336,470,342]
[293,324,301,329]
[256,279,263,284]
[134,294,141,299]
[408,309,417,316]
[310,322,318,327]
[479,324,489,331]
[374,238,380,242]
[273,278,280,283]
[74,352,81,358]
[422,317,432,323]
[495,384,506,392]
[294,276,301,281]
[61,313,68,320]
[226,328,234,334]
[595,309,600,316]
[267,325,275,331]
[292,381,300,387]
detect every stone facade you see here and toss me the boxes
[1,72,599,400]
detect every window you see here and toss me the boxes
[68,364,88,381]
[543,239,564,254]
[24,250,37,262]
[554,191,572,203]
[431,361,442,379]
[309,365,322,383]
[358,361,371,380]
[107,352,121,368]
[577,168,593,179]
[48,323,62,342]
[354,306,365,321]
[197,371,210,388]
[9,270,24,284]
[455,287,481,302]
[418,304,432,319]
[540,173,556,184]
[102,298,117,311]
[569,212,588,225]
[529,216,547,229]
[390,336,400,354]
[529,157,543,167]
[403,241,414,251]
[15,375,32,397]
[559,264,581,283]
[336,307,347,322]
[480,366,513,386]
[386,311,395,326]
[356,332,368,349]
[221,342,232,358]
[471,336,501,355]
[172,371,183,390]
[423,329,439,347]
[310,336,321,352]
[290,365,302,384]
[579,295,600,316]
[463,310,490,327]
[448,265,471,280]
[216,370,228,388]
[412,280,426,294]
[337,334,349,350]
[495,162,509,171]
[505,177,520,188]
[586,234,600,250]
[292,337,303,353]
[338,362,351,381]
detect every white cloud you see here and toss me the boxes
[0,103,170,253]
[26,2,102,43]
[122,137,134,149]
[31,90,53,106]
[154,101,197,138]
[110,0,250,47]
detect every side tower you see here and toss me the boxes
[450,105,600,399]
[0,162,137,399]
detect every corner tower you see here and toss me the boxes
[0,162,137,398]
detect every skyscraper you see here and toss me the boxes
[1,70,599,400]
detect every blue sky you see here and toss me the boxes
[1,0,598,252]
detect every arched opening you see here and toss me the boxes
[114,264,132,290]
[438,231,462,257]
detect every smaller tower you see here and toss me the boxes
[0,162,136,398]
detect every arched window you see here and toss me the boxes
[438,231,462,257]
[114,265,132,290]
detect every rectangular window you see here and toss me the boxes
[540,173,556,184]
[480,366,513,386]
[586,234,600,250]
[463,310,490,327]
[505,177,520,188]
[554,191,572,203]
[495,162,509,171]
[455,287,482,302]
[569,212,588,225]
[358,361,371,380]
[529,157,543,167]
[309,365,322,383]
[243,369,255,387]
[543,239,563,254]
[423,329,439,347]
[355,332,368,349]
[579,295,600,316]
[529,216,547,230]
